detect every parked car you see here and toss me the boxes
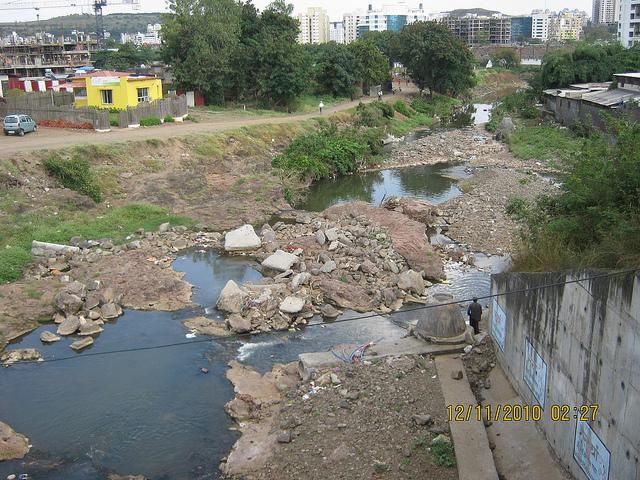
[3,115,37,136]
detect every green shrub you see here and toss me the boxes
[372,101,395,118]
[109,118,119,127]
[411,95,459,117]
[164,115,175,123]
[184,114,197,122]
[42,155,102,202]
[140,116,162,127]
[505,196,528,220]
[394,100,414,117]
[354,102,386,127]
[272,123,383,180]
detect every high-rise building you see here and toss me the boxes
[343,11,363,44]
[355,2,427,37]
[439,13,511,45]
[618,0,640,47]
[511,16,533,42]
[549,9,587,40]
[329,21,345,43]
[593,0,619,24]
[532,10,551,40]
[296,7,330,44]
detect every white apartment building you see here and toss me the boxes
[618,0,640,47]
[296,7,330,44]
[343,2,427,43]
[329,21,345,43]
[121,23,161,46]
[593,0,619,23]
[532,10,551,40]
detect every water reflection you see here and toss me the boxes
[299,163,471,212]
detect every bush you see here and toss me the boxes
[164,115,175,123]
[431,441,456,468]
[354,102,386,127]
[394,100,414,117]
[140,116,162,127]
[42,155,102,202]
[272,123,383,180]
[110,118,119,127]
[411,95,459,118]
[505,196,528,220]
[372,101,395,118]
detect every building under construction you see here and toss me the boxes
[0,33,97,78]
[439,14,512,46]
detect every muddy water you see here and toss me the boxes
[299,163,471,211]
[0,249,406,480]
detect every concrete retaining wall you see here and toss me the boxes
[489,270,639,480]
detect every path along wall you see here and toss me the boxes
[489,270,639,480]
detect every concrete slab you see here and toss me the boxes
[298,336,465,380]
[435,355,499,480]
[483,364,571,480]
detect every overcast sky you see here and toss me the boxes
[0,0,592,23]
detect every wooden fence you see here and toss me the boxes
[118,95,188,128]
[1,91,109,130]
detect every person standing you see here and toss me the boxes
[319,100,324,114]
[467,297,482,335]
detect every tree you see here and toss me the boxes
[161,0,241,103]
[92,43,160,71]
[360,30,402,66]
[399,21,476,96]
[349,40,391,90]
[491,47,520,69]
[312,42,359,97]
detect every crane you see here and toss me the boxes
[0,0,142,47]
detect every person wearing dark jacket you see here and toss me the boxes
[467,297,482,335]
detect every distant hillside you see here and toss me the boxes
[446,8,502,17]
[0,12,163,38]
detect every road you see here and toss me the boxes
[0,91,415,157]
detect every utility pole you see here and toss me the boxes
[94,0,107,49]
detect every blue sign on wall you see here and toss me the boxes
[491,298,506,351]
[574,419,611,480]
[523,337,547,408]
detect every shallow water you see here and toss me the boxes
[299,163,471,212]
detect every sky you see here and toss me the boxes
[0,0,592,23]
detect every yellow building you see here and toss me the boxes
[73,70,163,109]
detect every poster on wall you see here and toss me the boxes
[491,298,506,351]
[523,337,547,408]
[91,76,120,87]
[574,419,611,480]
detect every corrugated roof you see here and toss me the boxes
[581,88,640,107]
[614,72,640,79]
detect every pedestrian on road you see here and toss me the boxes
[467,297,482,335]
[377,90,383,101]
[319,101,324,114]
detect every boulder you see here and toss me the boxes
[158,222,170,233]
[54,291,83,315]
[40,331,61,343]
[315,230,326,245]
[262,250,299,272]
[291,272,311,289]
[227,314,251,333]
[0,348,43,366]
[172,238,188,250]
[70,337,94,351]
[216,280,248,314]
[224,225,261,252]
[397,269,425,295]
[495,116,516,140]
[320,304,341,319]
[84,292,101,310]
[318,278,374,312]
[101,303,121,319]
[78,320,104,336]
[57,315,81,335]
[182,316,232,336]
[325,228,339,242]
[320,260,336,273]
[0,421,30,461]
[279,296,305,314]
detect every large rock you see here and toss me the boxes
[224,225,261,252]
[182,316,232,336]
[0,348,43,366]
[227,314,251,333]
[262,250,299,272]
[495,116,516,140]
[318,278,374,312]
[291,272,311,289]
[414,298,467,342]
[78,320,104,336]
[101,303,121,319]
[0,421,30,460]
[279,296,305,314]
[57,315,81,335]
[382,197,438,226]
[216,280,248,314]
[70,337,94,351]
[40,331,61,343]
[54,291,83,315]
[320,260,336,273]
[397,269,425,295]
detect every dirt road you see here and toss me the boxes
[0,92,413,157]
